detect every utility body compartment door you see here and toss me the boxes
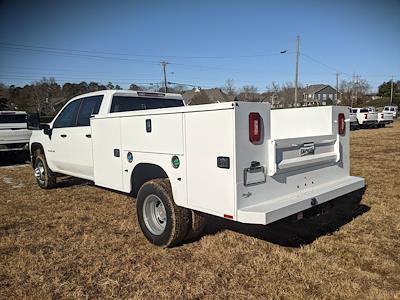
[91,117,124,190]
[184,108,236,217]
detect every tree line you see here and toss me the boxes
[0,77,398,114]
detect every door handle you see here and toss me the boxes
[85,134,91,138]
[60,134,67,138]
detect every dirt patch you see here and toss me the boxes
[0,122,399,299]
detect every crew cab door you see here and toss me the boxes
[49,96,102,179]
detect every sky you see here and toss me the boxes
[0,0,399,92]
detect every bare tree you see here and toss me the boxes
[339,77,370,107]
[33,77,62,114]
[237,85,259,102]
[224,79,236,96]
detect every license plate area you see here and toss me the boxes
[244,162,266,186]
[300,143,315,156]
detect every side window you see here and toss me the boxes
[77,96,103,126]
[53,100,82,128]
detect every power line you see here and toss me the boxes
[0,41,294,59]
[300,52,339,73]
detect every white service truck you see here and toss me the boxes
[352,108,378,128]
[30,90,365,247]
[0,111,34,154]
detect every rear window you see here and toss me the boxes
[390,108,395,111]
[360,109,369,113]
[110,96,184,113]
[384,107,389,111]
[0,114,27,124]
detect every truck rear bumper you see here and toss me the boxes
[237,176,365,225]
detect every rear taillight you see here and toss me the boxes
[364,113,368,119]
[249,112,261,144]
[381,113,384,118]
[338,113,345,135]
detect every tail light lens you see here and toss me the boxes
[364,113,368,119]
[381,113,384,118]
[338,113,345,135]
[249,112,261,143]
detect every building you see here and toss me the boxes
[302,84,338,106]
[182,88,235,105]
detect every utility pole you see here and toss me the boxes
[160,61,169,93]
[355,74,359,106]
[352,73,359,107]
[294,35,300,107]
[336,72,339,104]
[390,75,394,105]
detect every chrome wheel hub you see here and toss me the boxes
[35,161,45,184]
[142,195,167,235]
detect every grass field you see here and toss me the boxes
[1,122,399,299]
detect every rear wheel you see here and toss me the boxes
[136,179,190,247]
[185,210,207,242]
[34,154,56,189]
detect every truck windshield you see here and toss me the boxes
[110,96,184,113]
[0,114,27,124]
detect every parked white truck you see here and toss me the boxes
[367,107,393,127]
[30,90,365,247]
[383,105,398,118]
[349,108,359,130]
[0,111,33,154]
[352,108,378,128]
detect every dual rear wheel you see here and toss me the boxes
[136,179,206,247]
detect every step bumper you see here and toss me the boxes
[237,176,365,225]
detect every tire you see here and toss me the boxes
[185,210,207,242]
[136,179,190,247]
[34,154,56,189]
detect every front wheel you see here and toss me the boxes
[136,179,190,247]
[34,154,56,189]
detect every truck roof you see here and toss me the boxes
[69,90,183,101]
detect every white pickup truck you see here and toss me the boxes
[367,107,393,128]
[349,108,359,130]
[30,90,365,247]
[0,111,33,154]
[383,105,398,118]
[352,108,378,128]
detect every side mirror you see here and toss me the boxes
[27,113,40,129]
[41,124,52,136]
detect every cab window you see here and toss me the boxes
[53,100,82,128]
[110,96,184,113]
[77,96,103,126]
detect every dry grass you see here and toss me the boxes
[1,122,400,299]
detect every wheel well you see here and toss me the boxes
[131,163,168,197]
[30,143,44,168]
